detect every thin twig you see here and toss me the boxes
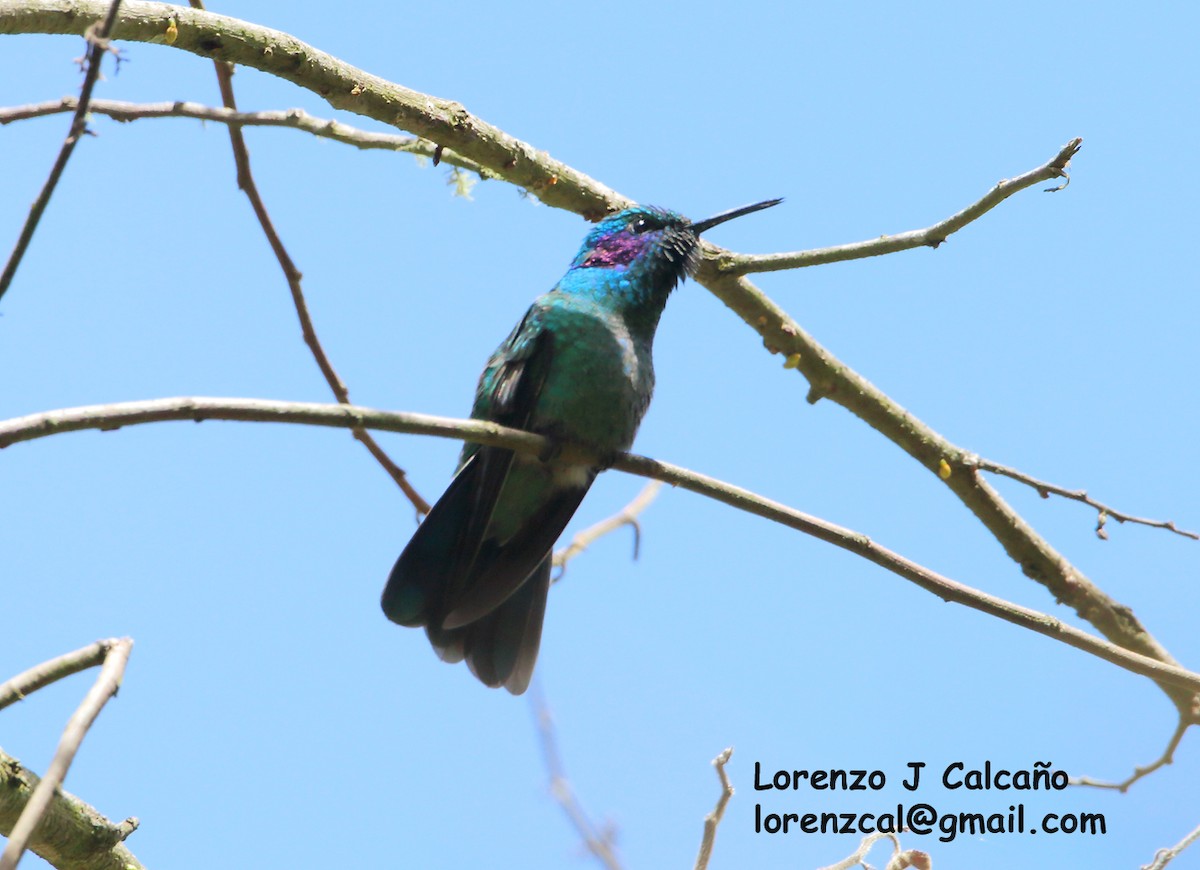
[187,0,429,515]
[724,138,1082,274]
[2,396,1200,701]
[693,748,734,870]
[0,637,134,870]
[968,456,1198,541]
[553,481,662,580]
[1143,820,1200,870]
[0,97,491,175]
[0,639,117,711]
[530,683,622,870]
[1073,719,1189,792]
[0,0,123,303]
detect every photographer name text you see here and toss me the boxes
[753,761,1106,843]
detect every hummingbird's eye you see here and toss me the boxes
[630,217,657,234]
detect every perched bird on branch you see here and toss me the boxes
[382,198,781,693]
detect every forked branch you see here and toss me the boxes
[0,638,137,870]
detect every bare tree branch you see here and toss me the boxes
[530,684,622,870]
[553,481,662,580]
[184,0,428,515]
[967,455,1198,541]
[0,749,143,870]
[0,0,123,303]
[693,748,733,870]
[1073,718,1190,792]
[0,638,135,870]
[1,396,1198,702]
[0,97,491,175]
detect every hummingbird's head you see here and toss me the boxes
[567,199,783,295]
[570,206,695,283]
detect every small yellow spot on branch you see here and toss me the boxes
[783,353,802,369]
[938,458,952,479]
[165,17,178,44]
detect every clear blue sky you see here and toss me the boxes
[3,2,1198,868]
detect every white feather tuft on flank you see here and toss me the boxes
[512,452,594,489]
[551,463,594,488]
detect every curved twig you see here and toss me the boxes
[553,480,662,580]
[1072,718,1190,793]
[0,639,117,711]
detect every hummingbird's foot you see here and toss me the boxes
[595,450,623,471]
[537,438,564,464]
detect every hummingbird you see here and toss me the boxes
[381,197,781,694]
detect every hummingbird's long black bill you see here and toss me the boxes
[691,198,783,234]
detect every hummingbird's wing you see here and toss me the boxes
[438,301,596,628]
[380,450,495,629]
[447,304,557,590]
[380,307,550,628]
[382,301,585,694]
